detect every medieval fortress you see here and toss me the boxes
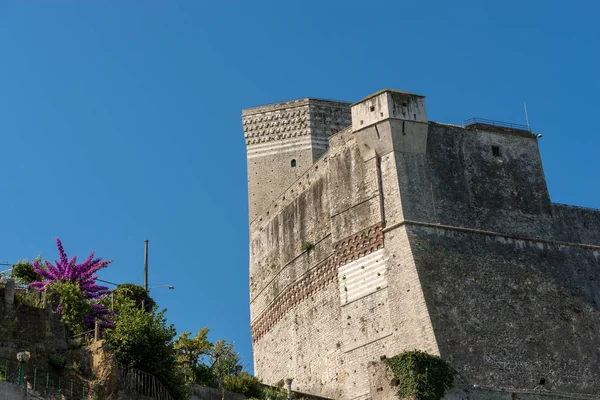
[242,89,600,400]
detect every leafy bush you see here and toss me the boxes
[247,386,287,400]
[113,283,155,311]
[192,364,217,387]
[223,372,262,397]
[14,289,44,308]
[47,282,92,335]
[48,353,67,369]
[386,350,454,400]
[12,260,42,285]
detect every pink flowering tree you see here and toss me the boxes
[29,238,113,330]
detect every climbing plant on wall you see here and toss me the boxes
[386,350,454,400]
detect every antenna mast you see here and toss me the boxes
[524,102,531,132]
[144,240,149,292]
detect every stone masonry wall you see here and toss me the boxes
[250,128,412,399]
[408,224,600,393]
[0,294,67,360]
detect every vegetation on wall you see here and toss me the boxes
[301,241,314,252]
[386,350,454,400]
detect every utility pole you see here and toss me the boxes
[144,240,149,292]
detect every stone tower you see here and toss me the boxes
[242,99,351,221]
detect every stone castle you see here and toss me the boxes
[242,89,600,400]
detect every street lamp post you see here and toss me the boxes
[16,351,30,386]
[148,285,175,293]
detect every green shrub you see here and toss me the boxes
[12,260,42,285]
[386,350,454,400]
[112,283,156,311]
[247,386,287,400]
[48,353,67,369]
[14,290,44,308]
[223,372,262,397]
[47,281,92,335]
[192,364,217,387]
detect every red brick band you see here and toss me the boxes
[251,222,384,342]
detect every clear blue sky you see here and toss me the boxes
[1,1,598,372]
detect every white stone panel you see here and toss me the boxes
[338,249,387,304]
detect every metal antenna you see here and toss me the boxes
[524,102,531,132]
[144,240,149,292]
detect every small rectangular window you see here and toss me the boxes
[370,106,375,112]
[492,146,501,157]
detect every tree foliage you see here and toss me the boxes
[210,339,241,380]
[105,295,188,399]
[174,328,242,387]
[12,258,42,285]
[174,328,211,368]
[113,283,156,311]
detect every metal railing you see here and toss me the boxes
[120,363,174,400]
[0,357,175,400]
[463,117,530,131]
[0,357,94,399]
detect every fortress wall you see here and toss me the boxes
[252,278,345,399]
[251,130,403,398]
[383,226,440,355]
[405,224,600,393]
[404,123,553,238]
[551,204,600,245]
[308,100,352,160]
[249,171,332,320]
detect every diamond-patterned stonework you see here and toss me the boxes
[243,106,311,146]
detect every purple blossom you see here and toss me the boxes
[29,238,113,329]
